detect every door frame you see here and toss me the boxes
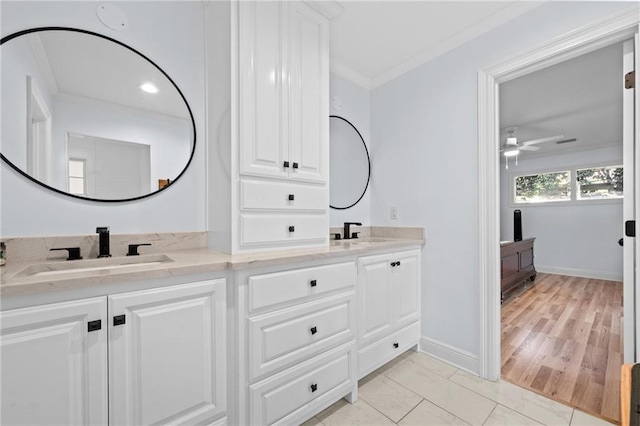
[478,5,640,381]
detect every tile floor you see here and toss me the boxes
[301,351,614,426]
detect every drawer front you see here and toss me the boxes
[250,344,353,426]
[249,292,355,380]
[358,321,420,379]
[249,261,356,312]
[240,180,326,211]
[240,214,327,246]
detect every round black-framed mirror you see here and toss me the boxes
[329,115,370,210]
[0,27,196,202]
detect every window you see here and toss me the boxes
[514,171,571,203]
[576,166,623,200]
[68,159,86,195]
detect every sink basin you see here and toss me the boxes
[15,254,174,278]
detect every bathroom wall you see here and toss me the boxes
[370,1,632,363]
[0,1,206,237]
[329,73,371,227]
[500,146,623,281]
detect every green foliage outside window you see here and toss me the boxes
[576,166,623,199]
[514,171,571,203]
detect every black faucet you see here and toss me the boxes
[343,222,362,240]
[96,227,111,258]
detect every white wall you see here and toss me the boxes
[329,73,371,226]
[369,1,631,360]
[500,146,623,281]
[0,1,205,237]
[52,95,191,192]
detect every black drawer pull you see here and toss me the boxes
[113,315,126,326]
[310,383,318,392]
[283,161,290,168]
[310,279,317,287]
[393,342,399,349]
[288,194,295,201]
[390,261,397,267]
[87,320,102,332]
[310,326,317,335]
[397,261,401,266]
[289,226,295,232]
[292,162,299,169]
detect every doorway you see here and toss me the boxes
[477,6,639,424]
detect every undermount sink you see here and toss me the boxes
[15,254,175,278]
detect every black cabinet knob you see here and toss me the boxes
[87,320,102,332]
[310,326,317,335]
[397,261,401,266]
[393,342,399,349]
[113,315,126,326]
[390,261,397,267]
[619,238,624,247]
[289,226,295,232]
[310,279,317,287]
[310,383,318,392]
[292,162,299,169]
[283,161,290,168]
[288,194,295,201]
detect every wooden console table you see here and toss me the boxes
[500,238,536,301]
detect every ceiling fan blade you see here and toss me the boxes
[522,135,565,146]
[520,146,540,151]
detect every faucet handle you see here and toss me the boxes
[127,243,151,256]
[50,247,82,261]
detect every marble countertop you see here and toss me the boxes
[0,235,424,298]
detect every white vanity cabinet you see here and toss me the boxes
[357,249,421,378]
[0,279,227,426]
[238,0,328,183]
[0,297,108,425]
[232,261,358,425]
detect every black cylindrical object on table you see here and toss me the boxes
[514,209,522,242]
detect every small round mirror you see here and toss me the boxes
[329,115,370,209]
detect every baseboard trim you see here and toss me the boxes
[536,265,622,282]
[419,336,479,375]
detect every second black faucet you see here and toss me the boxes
[96,227,111,258]
[343,222,362,240]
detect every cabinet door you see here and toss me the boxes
[239,1,289,179]
[1,298,107,426]
[394,250,421,328]
[109,279,226,425]
[287,1,328,183]
[357,253,394,346]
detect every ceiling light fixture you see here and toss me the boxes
[503,148,519,157]
[140,82,158,94]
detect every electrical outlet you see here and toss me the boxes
[390,206,398,220]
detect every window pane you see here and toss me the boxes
[576,166,623,200]
[69,177,84,194]
[514,171,571,203]
[69,159,84,177]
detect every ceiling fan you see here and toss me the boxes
[500,127,575,157]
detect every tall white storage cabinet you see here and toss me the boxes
[0,298,108,425]
[207,0,340,254]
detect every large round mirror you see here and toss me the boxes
[1,27,195,202]
[329,115,370,209]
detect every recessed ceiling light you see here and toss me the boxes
[140,82,158,94]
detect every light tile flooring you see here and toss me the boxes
[302,351,614,426]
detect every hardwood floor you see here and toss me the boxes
[501,273,623,424]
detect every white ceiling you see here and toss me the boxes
[500,41,623,159]
[330,1,542,89]
[33,31,189,119]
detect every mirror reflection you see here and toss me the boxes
[329,116,370,209]
[1,28,195,201]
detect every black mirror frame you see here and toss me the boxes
[329,115,371,210]
[0,26,196,203]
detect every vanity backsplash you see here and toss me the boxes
[1,232,208,264]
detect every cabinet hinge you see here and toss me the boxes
[625,71,635,89]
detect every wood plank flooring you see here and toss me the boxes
[501,273,623,424]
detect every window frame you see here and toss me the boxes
[68,158,87,196]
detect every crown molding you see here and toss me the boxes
[329,60,372,90]
[303,0,344,20]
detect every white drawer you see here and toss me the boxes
[249,261,356,312]
[358,321,420,379]
[249,292,355,381]
[250,343,354,426]
[240,180,326,211]
[240,214,327,246]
